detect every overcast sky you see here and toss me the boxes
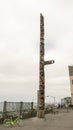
[0,0,73,103]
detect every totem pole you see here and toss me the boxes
[37,14,54,118]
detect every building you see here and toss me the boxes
[68,66,73,105]
[61,97,72,106]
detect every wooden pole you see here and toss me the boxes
[37,14,54,118]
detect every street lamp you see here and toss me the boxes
[46,96,55,106]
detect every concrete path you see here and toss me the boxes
[0,109,73,130]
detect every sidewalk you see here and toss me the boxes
[0,109,73,130]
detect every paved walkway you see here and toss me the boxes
[0,109,73,130]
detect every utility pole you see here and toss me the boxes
[37,13,54,118]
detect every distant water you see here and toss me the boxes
[0,102,37,112]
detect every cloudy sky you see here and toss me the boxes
[0,0,73,103]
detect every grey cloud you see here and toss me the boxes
[0,0,73,101]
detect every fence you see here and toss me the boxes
[0,101,55,123]
[0,101,37,121]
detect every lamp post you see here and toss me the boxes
[46,96,55,106]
